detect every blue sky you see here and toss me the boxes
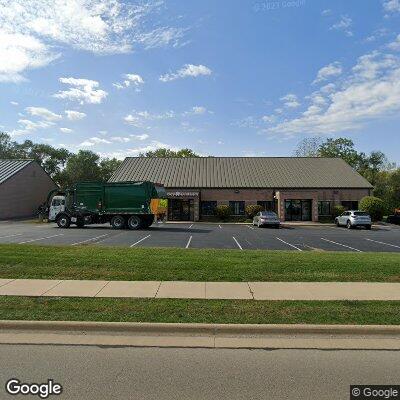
[1,0,400,163]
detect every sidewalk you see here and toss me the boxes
[0,279,399,300]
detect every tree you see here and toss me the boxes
[140,148,200,158]
[359,196,386,221]
[318,138,361,168]
[99,158,122,181]
[293,137,323,157]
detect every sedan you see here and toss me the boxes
[335,210,372,230]
[253,211,280,228]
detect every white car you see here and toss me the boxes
[335,210,372,230]
[253,211,280,228]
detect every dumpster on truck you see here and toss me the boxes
[47,181,167,230]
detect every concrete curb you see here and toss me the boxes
[1,320,400,351]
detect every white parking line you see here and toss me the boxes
[0,233,23,239]
[246,225,255,230]
[365,238,400,249]
[321,238,362,252]
[19,234,64,244]
[233,236,243,250]
[276,237,303,251]
[218,225,222,229]
[71,234,109,246]
[188,224,194,229]
[185,235,193,249]
[130,234,151,247]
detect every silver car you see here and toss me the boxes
[253,211,280,228]
[335,210,372,230]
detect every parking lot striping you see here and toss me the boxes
[19,234,64,244]
[0,233,23,239]
[218,225,222,229]
[365,238,400,249]
[71,234,109,246]
[246,225,255,230]
[185,235,193,249]
[94,232,125,245]
[130,234,151,248]
[188,224,194,229]
[276,237,303,251]
[320,238,363,252]
[232,236,243,250]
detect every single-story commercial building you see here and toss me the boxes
[110,157,373,222]
[0,159,58,219]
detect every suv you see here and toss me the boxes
[335,210,372,230]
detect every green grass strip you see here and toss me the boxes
[0,297,399,325]
[0,244,399,282]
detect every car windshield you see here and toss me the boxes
[261,212,277,217]
[354,212,369,216]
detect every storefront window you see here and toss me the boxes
[257,201,276,212]
[201,201,217,216]
[229,201,245,215]
[341,201,358,210]
[318,201,332,216]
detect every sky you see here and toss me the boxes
[1,0,400,163]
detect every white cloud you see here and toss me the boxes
[54,77,108,104]
[79,136,111,147]
[0,30,59,82]
[388,34,400,51]
[60,127,73,133]
[113,73,144,90]
[130,134,149,140]
[280,93,300,108]
[10,101,19,106]
[321,9,332,16]
[313,62,343,84]
[159,64,212,82]
[110,136,130,143]
[10,117,54,136]
[383,0,400,13]
[182,106,208,116]
[330,15,353,37]
[65,110,87,120]
[0,0,185,82]
[26,106,62,121]
[268,51,400,135]
[124,110,175,127]
[261,115,276,123]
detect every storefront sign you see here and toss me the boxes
[168,191,199,197]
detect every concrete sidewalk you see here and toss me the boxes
[0,279,400,300]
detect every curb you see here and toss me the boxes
[1,320,400,335]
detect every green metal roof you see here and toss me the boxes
[110,157,373,189]
[0,159,33,185]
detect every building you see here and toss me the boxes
[110,157,373,222]
[0,159,58,219]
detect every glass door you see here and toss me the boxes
[284,200,312,221]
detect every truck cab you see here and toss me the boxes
[49,195,66,222]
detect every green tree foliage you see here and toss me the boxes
[140,148,200,158]
[359,196,386,221]
[333,205,345,218]
[293,137,323,157]
[215,205,231,220]
[318,138,362,168]
[245,204,264,218]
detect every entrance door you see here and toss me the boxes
[284,200,312,221]
[168,199,194,221]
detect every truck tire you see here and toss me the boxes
[76,218,85,228]
[111,215,125,229]
[56,214,71,228]
[127,215,142,230]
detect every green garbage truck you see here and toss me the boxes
[47,181,167,230]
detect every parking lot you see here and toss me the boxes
[0,220,400,252]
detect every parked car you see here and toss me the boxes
[253,211,280,228]
[387,210,400,225]
[335,210,372,230]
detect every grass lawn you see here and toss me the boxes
[0,297,399,325]
[0,244,399,282]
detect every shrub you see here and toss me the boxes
[333,205,345,217]
[359,196,385,221]
[215,204,231,220]
[245,204,263,219]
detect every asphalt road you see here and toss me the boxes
[0,220,400,252]
[0,344,399,399]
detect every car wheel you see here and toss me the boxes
[56,215,71,228]
[346,220,352,229]
[127,215,142,230]
[257,221,261,228]
[111,215,125,229]
[335,219,340,227]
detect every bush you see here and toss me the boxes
[245,205,263,219]
[215,205,231,220]
[359,196,385,221]
[333,205,345,217]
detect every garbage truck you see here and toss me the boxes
[46,181,167,230]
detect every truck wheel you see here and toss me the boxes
[111,215,125,229]
[127,216,141,230]
[76,218,85,228]
[56,215,71,228]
